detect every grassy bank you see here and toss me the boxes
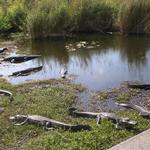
[0,0,150,38]
[0,79,150,150]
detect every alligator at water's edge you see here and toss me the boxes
[128,83,150,90]
[116,102,150,118]
[2,55,41,63]
[9,66,43,77]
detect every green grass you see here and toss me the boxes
[0,79,150,150]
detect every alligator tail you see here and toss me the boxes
[70,125,92,131]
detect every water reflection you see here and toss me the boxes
[1,35,150,90]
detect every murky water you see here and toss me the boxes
[0,35,150,91]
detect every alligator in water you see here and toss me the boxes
[116,102,150,118]
[69,107,137,128]
[2,55,41,63]
[9,115,92,131]
[127,83,150,90]
[0,89,13,101]
[0,47,8,53]
[9,66,43,77]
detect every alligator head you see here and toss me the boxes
[139,112,150,118]
[9,115,28,123]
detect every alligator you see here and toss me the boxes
[0,89,13,101]
[0,107,4,113]
[116,102,150,118]
[127,83,150,90]
[9,66,43,77]
[9,115,92,131]
[0,47,8,53]
[2,55,41,63]
[69,107,137,128]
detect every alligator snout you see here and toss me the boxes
[9,116,15,120]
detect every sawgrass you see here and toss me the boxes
[0,79,149,150]
[0,0,149,37]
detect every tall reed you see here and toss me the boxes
[27,0,114,38]
[117,0,150,34]
[0,0,150,37]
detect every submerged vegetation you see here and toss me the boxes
[0,79,150,149]
[0,0,150,38]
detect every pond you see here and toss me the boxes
[0,34,150,91]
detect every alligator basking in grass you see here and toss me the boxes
[0,47,8,53]
[0,89,13,101]
[2,55,41,63]
[9,66,43,77]
[9,115,92,131]
[116,102,150,118]
[69,107,137,128]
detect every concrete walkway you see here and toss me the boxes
[109,129,150,150]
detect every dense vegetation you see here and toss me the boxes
[0,79,150,150]
[0,0,150,38]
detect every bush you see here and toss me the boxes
[0,0,26,33]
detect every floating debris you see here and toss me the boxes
[65,41,101,52]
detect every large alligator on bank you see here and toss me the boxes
[0,47,8,53]
[116,102,150,118]
[69,107,137,128]
[9,115,91,131]
[9,66,43,77]
[127,83,150,90]
[2,55,41,63]
[0,89,13,101]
